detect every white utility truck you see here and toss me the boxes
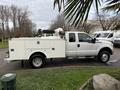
[5,31,113,68]
[91,31,114,42]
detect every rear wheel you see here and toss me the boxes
[98,51,110,63]
[30,54,46,68]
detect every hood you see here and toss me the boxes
[96,39,113,45]
[96,37,113,42]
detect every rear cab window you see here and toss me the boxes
[69,33,76,42]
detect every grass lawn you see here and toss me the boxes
[1,66,120,90]
[0,41,8,48]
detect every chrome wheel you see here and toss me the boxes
[32,57,43,68]
[98,51,110,63]
[101,54,109,62]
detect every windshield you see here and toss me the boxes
[98,33,110,38]
[91,33,100,38]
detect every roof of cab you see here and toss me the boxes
[66,31,86,33]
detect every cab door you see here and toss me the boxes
[66,33,78,57]
[77,33,98,56]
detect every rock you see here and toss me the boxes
[80,74,120,90]
[93,74,120,90]
[79,78,94,90]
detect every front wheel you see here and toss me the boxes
[98,51,110,63]
[30,55,46,68]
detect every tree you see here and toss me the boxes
[49,14,72,31]
[0,5,35,38]
[0,5,5,39]
[10,5,18,33]
[77,22,96,33]
[54,0,102,27]
[9,5,34,37]
[16,8,32,37]
[96,12,120,30]
[50,14,95,33]
[4,6,10,38]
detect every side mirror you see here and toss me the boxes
[92,38,96,43]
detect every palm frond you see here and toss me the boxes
[107,0,119,4]
[103,0,120,13]
[54,0,102,28]
[54,0,65,11]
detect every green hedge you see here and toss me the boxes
[0,41,8,48]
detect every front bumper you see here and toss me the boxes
[113,42,120,47]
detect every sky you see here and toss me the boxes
[0,0,60,29]
[0,0,106,30]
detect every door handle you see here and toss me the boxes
[77,44,80,47]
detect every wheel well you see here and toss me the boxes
[99,47,113,55]
[29,52,46,60]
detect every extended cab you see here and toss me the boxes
[5,31,113,68]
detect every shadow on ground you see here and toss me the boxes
[1,58,108,72]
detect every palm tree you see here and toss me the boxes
[54,0,102,27]
[104,0,120,13]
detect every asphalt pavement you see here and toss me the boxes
[0,48,120,72]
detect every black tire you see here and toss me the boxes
[30,54,46,68]
[98,51,110,63]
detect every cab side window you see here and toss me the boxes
[69,33,76,42]
[78,33,92,42]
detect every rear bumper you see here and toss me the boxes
[4,58,28,63]
[4,58,13,63]
[4,58,21,63]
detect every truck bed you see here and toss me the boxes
[7,36,65,61]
